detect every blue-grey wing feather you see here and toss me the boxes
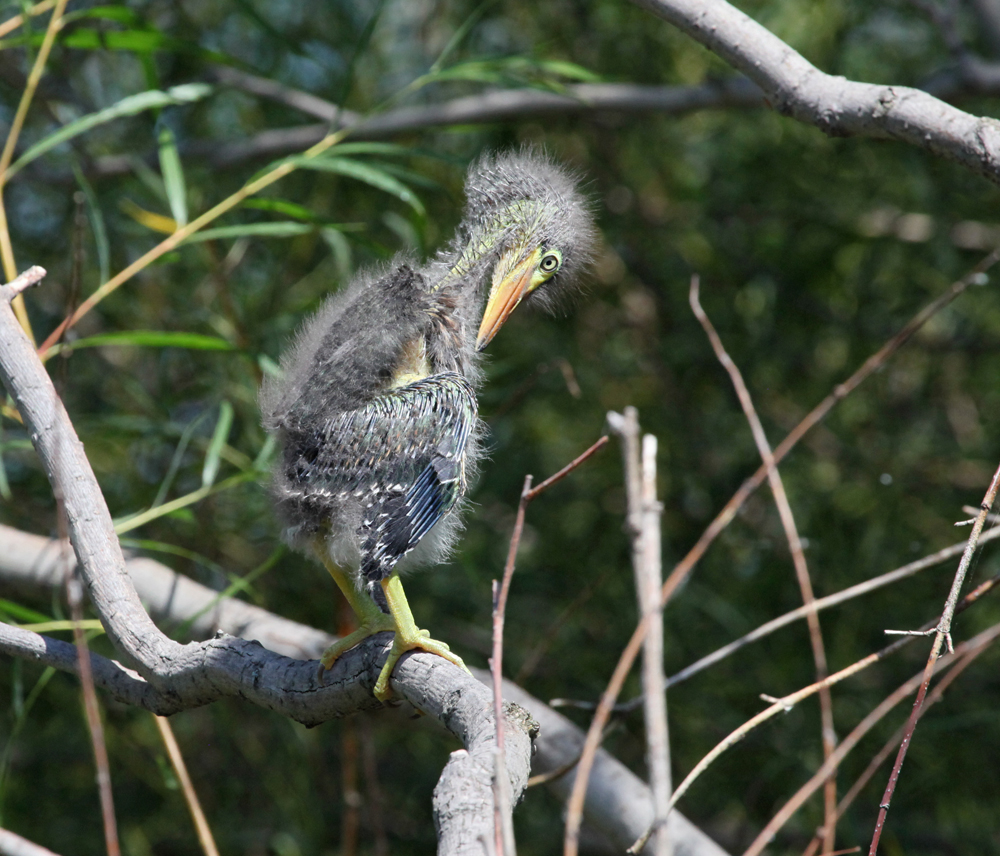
[276,372,477,583]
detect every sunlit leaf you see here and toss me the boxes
[6,84,212,180]
[202,401,233,488]
[294,156,425,215]
[62,331,235,351]
[157,123,188,228]
[180,221,316,244]
[72,163,110,285]
[119,198,177,234]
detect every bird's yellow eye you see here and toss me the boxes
[539,251,562,274]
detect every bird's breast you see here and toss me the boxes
[388,336,432,389]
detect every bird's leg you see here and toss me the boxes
[313,543,395,679]
[373,574,469,701]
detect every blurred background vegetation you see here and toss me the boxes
[2,0,1000,853]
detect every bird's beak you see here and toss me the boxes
[476,249,541,351]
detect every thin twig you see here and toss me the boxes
[661,246,1000,608]
[668,525,1000,687]
[0,0,70,342]
[525,435,609,500]
[868,458,1000,855]
[492,475,531,856]
[66,541,119,855]
[493,435,607,856]
[0,0,57,39]
[743,620,1000,856]
[563,246,1000,856]
[805,647,985,856]
[0,266,47,300]
[154,715,220,856]
[689,275,838,851]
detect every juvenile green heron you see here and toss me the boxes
[262,150,594,700]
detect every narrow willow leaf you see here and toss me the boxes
[180,221,315,244]
[6,84,212,180]
[0,599,50,625]
[157,123,188,227]
[71,163,110,285]
[202,401,233,488]
[119,198,176,234]
[62,330,235,351]
[295,156,425,215]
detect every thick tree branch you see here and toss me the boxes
[0,523,731,856]
[631,0,1000,185]
[0,286,532,856]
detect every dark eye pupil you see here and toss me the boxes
[542,255,559,271]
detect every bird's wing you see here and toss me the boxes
[282,372,477,579]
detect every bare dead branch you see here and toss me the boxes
[689,275,838,851]
[605,409,671,856]
[0,288,534,856]
[0,522,732,856]
[630,0,1000,186]
[868,459,1000,854]
[0,265,46,299]
[667,525,1000,687]
[747,624,1000,856]
[0,830,62,856]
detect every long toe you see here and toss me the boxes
[373,631,469,701]
[318,614,397,677]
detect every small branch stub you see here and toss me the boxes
[1,265,46,300]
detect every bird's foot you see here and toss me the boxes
[373,629,469,701]
[317,613,397,682]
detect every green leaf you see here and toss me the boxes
[0,599,50,625]
[295,157,425,216]
[6,84,213,180]
[180,221,316,244]
[157,123,188,228]
[242,198,327,223]
[72,163,110,285]
[61,331,235,352]
[64,6,145,26]
[202,401,233,488]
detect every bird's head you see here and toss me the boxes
[451,150,596,351]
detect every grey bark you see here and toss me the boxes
[0,521,730,856]
[0,282,531,856]
[630,0,1000,186]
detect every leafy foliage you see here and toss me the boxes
[2,0,1000,854]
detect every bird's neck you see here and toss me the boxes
[433,200,540,294]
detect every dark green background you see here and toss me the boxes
[2,0,999,852]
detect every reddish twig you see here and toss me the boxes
[493,436,608,855]
[562,247,999,856]
[668,524,1000,687]
[868,458,1000,854]
[744,620,1000,856]
[66,559,119,855]
[690,275,838,850]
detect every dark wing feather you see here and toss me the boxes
[278,372,477,580]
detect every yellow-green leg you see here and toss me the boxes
[373,574,469,701]
[313,541,395,678]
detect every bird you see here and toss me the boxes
[261,149,595,700]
